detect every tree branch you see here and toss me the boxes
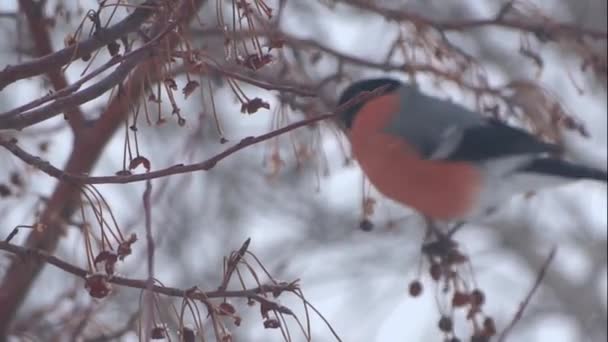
[0,0,208,333]
[0,113,334,184]
[498,246,557,341]
[0,240,295,315]
[0,21,177,131]
[0,0,159,91]
[342,0,607,40]
[142,179,154,339]
[0,85,386,185]
[17,0,86,131]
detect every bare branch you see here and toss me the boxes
[0,0,160,90]
[0,240,296,314]
[18,0,86,131]
[142,179,154,339]
[498,246,558,342]
[1,113,334,184]
[0,86,386,185]
[0,21,178,131]
[341,0,607,40]
[0,0,208,332]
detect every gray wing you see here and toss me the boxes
[440,118,560,162]
[384,85,559,160]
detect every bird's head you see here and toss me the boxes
[336,77,402,130]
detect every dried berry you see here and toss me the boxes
[218,302,236,315]
[430,263,442,281]
[483,317,496,336]
[408,280,423,297]
[117,233,137,260]
[94,251,118,275]
[359,219,374,232]
[10,172,23,187]
[164,78,178,90]
[150,326,166,339]
[263,318,280,329]
[239,53,273,70]
[85,273,111,299]
[438,316,453,332]
[129,156,151,172]
[471,289,485,307]
[181,327,195,342]
[107,41,120,56]
[38,141,49,152]
[0,184,11,197]
[241,98,270,114]
[452,291,470,307]
[182,80,199,99]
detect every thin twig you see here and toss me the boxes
[0,21,178,130]
[218,238,251,292]
[142,179,154,340]
[18,0,86,130]
[498,246,558,342]
[0,85,389,185]
[4,225,36,243]
[0,240,296,312]
[0,114,332,182]
[0,0,160,90]
[341,0,607,40]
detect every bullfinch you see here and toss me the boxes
[336,77,607,222]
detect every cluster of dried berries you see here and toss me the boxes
[84,273,111,299]
[407,234,497,341]
[86,233,137,298]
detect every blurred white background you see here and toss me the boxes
[0,0,606,341]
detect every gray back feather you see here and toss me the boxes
[383,85,483,157]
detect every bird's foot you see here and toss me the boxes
[447,221,466,237]
[423,217,465,240]
[421,218,467,264]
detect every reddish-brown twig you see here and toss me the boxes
[18,0,86,131]
[341,0,607,40]
[0,240,295,314]
[0,21,178,131]
[0,0,160,90]
[0,85,386,184]
[498,246,558,342]
[142,179,155,339]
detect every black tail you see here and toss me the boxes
[522,158,608,182]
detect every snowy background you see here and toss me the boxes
[0,0,606,341]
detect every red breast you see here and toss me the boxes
[349,93,483,220]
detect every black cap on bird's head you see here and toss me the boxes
[336,77,402,130]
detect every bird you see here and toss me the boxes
[335,77,607,222]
